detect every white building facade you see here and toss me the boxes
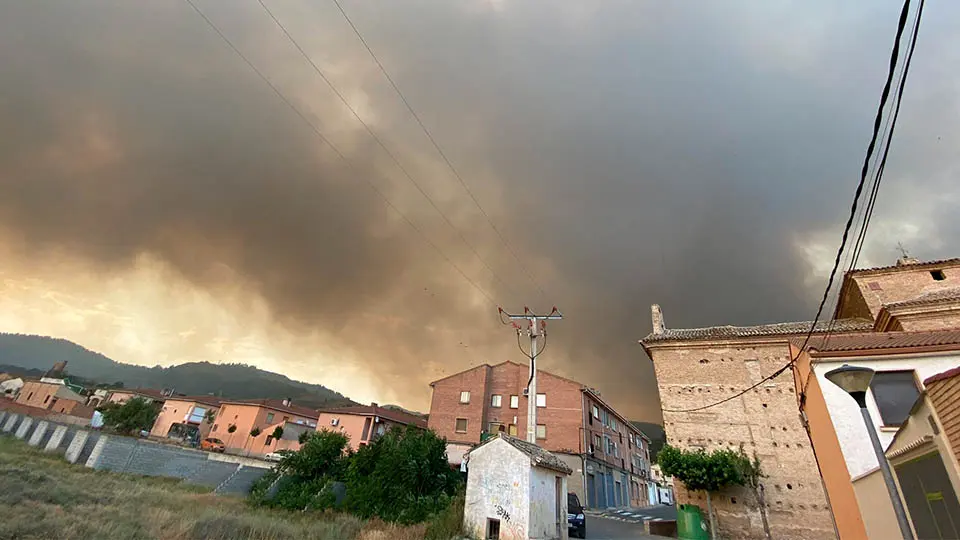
[813,348,960,478]
[464,434,572,540]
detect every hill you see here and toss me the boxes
[631,421,666,460]
[0,333,355,408]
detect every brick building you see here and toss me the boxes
[428,361,652,508]
[641,256,960,539]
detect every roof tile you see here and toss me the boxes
[801,330,960,355]
[642,318,873,344]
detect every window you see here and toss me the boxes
[510,395,519,409]
[536,424,547,439]
[488,422,503,434]
[459,391,471,404]
[266,413,275,423]
[508,424,518,436]
[27,392,33,401]
[213,424,219,432]
[592,405,599,419]
[611,417,618,431]
[593,433,602,451]
[455,418,468,433]
[43,395,50,404]
[536,393,546,407]
[491,394,502,408]
[871,371,920,426]
[931,269,946,281]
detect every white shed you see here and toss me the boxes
[464,434,572,540]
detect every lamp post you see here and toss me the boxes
[824,364,914,540]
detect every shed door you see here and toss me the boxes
[894,451,960,539]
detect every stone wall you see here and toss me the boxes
[0,412,271,495]
[649,339,837,540]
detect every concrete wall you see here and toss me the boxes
[528,465,567,539]
[465,439,531,540]
[1,413,271,496]
[814,352,960,478]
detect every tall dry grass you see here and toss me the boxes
[0,437,455,539]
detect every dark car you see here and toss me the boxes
[568,492,586,538]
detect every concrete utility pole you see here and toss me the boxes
[499,306,563,444]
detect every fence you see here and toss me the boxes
[0,410,271,495]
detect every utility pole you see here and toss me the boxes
[499,306,563,444]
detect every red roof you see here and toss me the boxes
[924,365,960,386]
[319,404,427,428]
[219,398,320,419]
[799,330,960,356]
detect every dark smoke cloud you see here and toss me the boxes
[2,0,959,420]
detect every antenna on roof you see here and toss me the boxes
[896,241,910,259]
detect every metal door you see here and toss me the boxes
[894,451,960,539]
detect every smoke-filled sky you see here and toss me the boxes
[1,1,959,421]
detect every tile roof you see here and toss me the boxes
[642,318,873,344]
[319,404,427,428]
[220,398,320,419]
[847,258,960,275]
[885,287,960,309]
[923,365,960,386]
[477,434,572,474]
[801,330,960,355]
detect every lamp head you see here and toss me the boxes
[825,364,875,408]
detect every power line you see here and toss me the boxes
[850,0,924,268]
[663,0,920,414]
[182,0,498,307]
[255,0,522,301]
[823,0,924,354]
[329,0,551,302]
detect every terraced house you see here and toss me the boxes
[428,360,652,509]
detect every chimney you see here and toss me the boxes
[370,402,378,408]
[896,256,920,266]
[651,304,665,335]
[282,398,291,407]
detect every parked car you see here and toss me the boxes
[264,449,294,462]
[200,437,225,453]
[568,492,586,539]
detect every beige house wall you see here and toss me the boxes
[851,469,898,540]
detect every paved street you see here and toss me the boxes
[587,514,662,539]
[589,504,678,525]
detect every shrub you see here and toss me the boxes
[344,426,461,524]
[98,397,161,435]
[272,426,284,440]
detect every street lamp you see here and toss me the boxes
[824,364,914,540]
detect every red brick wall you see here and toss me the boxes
[428,365,490,444]
[428,362,587,453]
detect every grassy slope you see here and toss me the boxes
[0,437,430,540]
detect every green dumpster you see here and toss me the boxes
[676,504,709,540]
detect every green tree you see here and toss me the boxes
[226,424,237,448]
[250,427,262,437]
[271,426,284,440]
[98,397,161,435]
[344,426,461,524]
[657,445,754,540]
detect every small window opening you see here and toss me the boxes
[487,518,500,539]
[786,483,793,490]
[731,497,737,504]
[762,403,768,409]
[931,270,946,281]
